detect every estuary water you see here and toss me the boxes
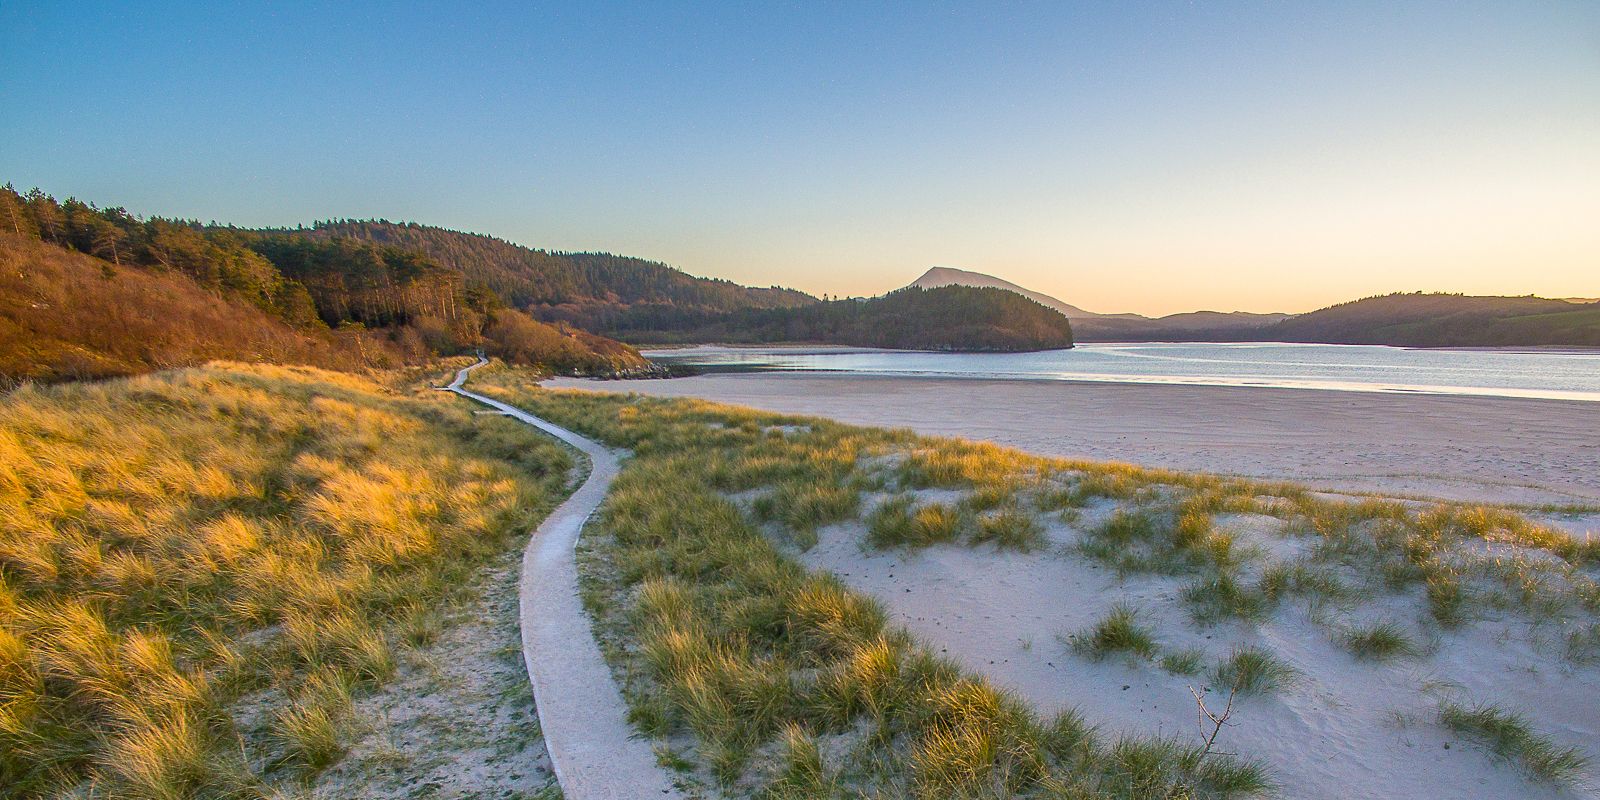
[646,342,1600,402]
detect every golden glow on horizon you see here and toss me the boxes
[646,126,1600,317]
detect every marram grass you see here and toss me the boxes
[474,367,1276,799]
[0,361,570,797]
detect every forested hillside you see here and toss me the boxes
[286,220,814,319]
[0,233,377,383]
[1250,293,1600,347]
[606,285,1075,351]
[0,186,657,383]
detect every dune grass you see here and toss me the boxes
[471,365,1598,795]
[1159,647,1207,676]
[973,505,1047,551]
[1339,622,1420,662]
[0,362,571,797]
[1068,603,1159,662]
[1211,646,1299,696]
[1439,700,1589,785]
[473,368,1271,798]
[866,495,965,549]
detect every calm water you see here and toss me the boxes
[647,343,1600,402]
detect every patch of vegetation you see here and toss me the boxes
[973,506,1047,551]
[1182,573,1274,625]
[1077,501,1251,580]
[1159,647,1208,676]
[752,477,861,538]
[1339,622,1419,662]
[1069,604,1160,662]
[1211,646,1299,696]
[1439,701,1589,784]
[1259,561,1350,605]
[866,495,966,549]
[0,363,572,796]
[1566,621,1600,664]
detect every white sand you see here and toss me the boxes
[547,373,1600,510]
[797,511,1600,800]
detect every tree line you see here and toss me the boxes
[0,186,655,379]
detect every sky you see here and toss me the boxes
[3,2,1597,316]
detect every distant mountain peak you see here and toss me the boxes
[906,266,1112,320]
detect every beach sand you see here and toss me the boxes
[547,373,1600,511]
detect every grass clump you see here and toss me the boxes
[762,723,837,798]
[1211,645,1298,696]
[272,695,349,772]
[1439,700,1589,784]
[753,477,861,536]
[973,506,1046,551]
[1566,621,1600,663]
[1182,573,1273,625]
[866,495,965,549]
[1159,647,1207,676]
[1068,603,1159,662]
[1339,622,1419,662]
[1097,736,1271,799]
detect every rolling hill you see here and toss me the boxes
[1251,293,1600,347]
[604,285,1075,351]
[287,220,815,319]
[904,267,1291,340]
[908,266,1114,320]
[0,187,660,382]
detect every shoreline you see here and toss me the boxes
[545,371,1600,512]
[640,342,1600,404]
[652,364,1600,404]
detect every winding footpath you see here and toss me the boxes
[443,360,681,799]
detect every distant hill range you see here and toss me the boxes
[902,267,1599,347]
[909,266,1121,320]
[907,267,1291,340]
[1251,293,1600,348]
[604,284,1074,351]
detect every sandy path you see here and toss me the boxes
[445,361,680,799]
[547,373,1600,509]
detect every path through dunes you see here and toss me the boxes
[444,360,681,799]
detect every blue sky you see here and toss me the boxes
[4,1,1597,314]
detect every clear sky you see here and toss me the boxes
[3,2,1597,315]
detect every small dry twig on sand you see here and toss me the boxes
[1191,682,1241,759]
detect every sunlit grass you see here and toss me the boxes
[470,363,1597,796]
[0,361,570,796]
[472,368,1274,798]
